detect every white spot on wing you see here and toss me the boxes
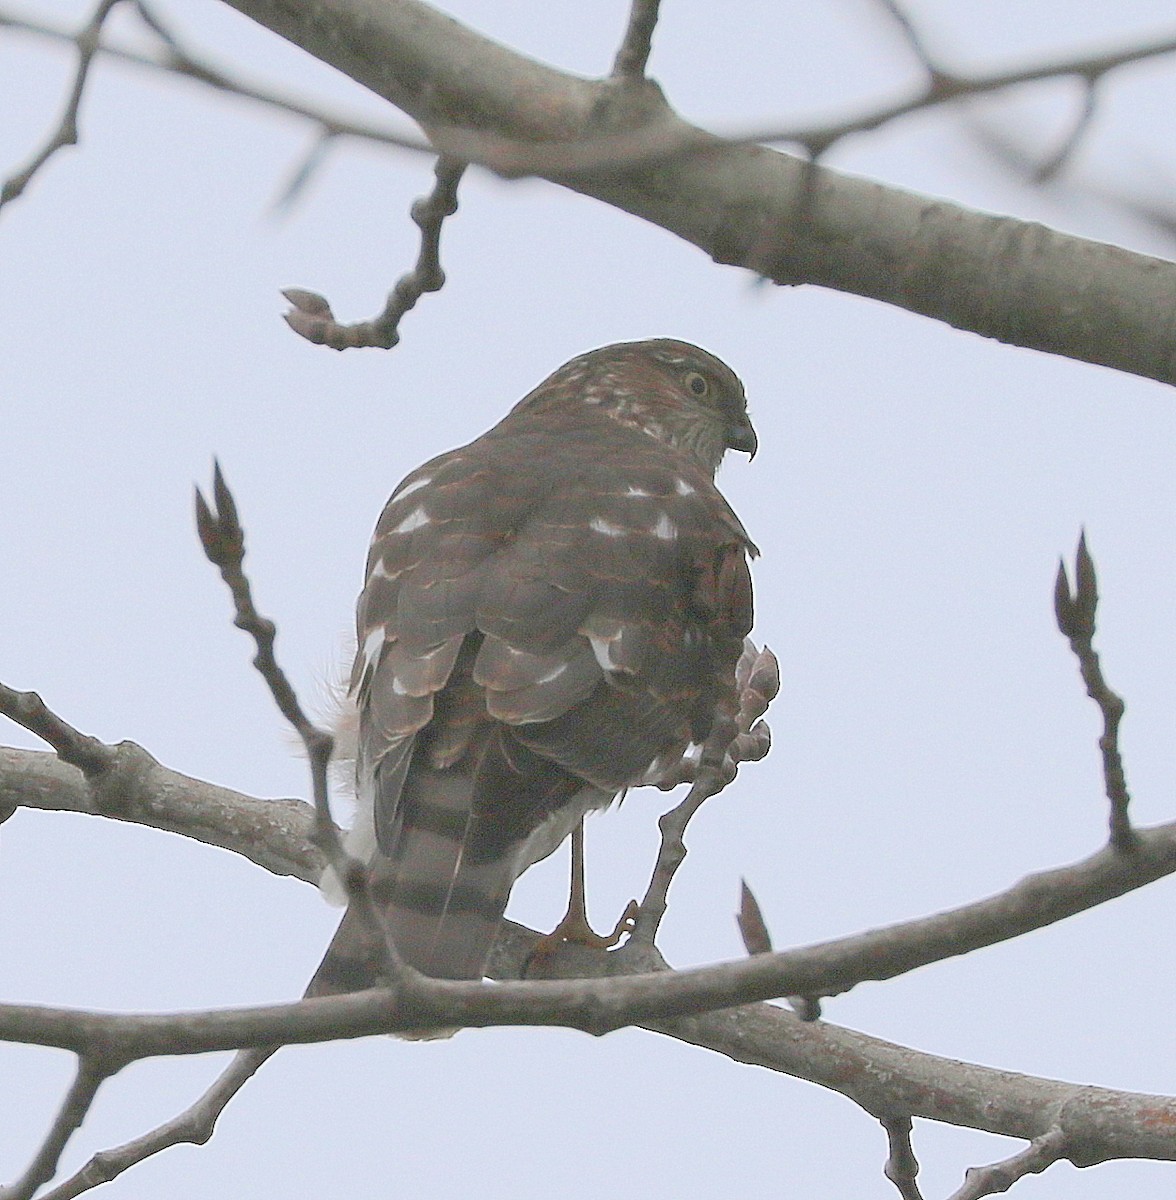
[394,475,432,500]
[588,634,620,672]
[359,625,386,680]
[589,516,626,537]
[674,478,696,496]
[651,512,677,541]
[369,558,402,581]
[625,485,652,497]
[393,505,430,533]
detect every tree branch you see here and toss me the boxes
[1054,533,1133,848]
[282,154,466,349]
[34,1049,274,1200]
[0,1058,111,1200]
[195,463,407,983]
[880,1114,924,1200]
[197,0,1176,389]
[946,1127,1068,1200]
[0,0,121,209]
[0,0,431,171]
[611,0,661,80]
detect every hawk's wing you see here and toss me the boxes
[308,399,754,989]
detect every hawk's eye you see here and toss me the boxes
[684,371,709,398]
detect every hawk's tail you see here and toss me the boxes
[307,769,517,993]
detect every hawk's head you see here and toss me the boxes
[515,338,757,476]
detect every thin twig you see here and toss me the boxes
[193,463,406,978]
[753,29,1176,159]
[283,155,466,350]
[0,1058,111,1200]
[629,644,778,947]
[611,0,661,79]
[1053,533,1134,849]
[0,0,121,209]
[35,1049,273,1200]
[0,683,114,777]
[947,1127,1068,1200]
[871,0,944,80]
[0,3,430,159]
[1033,79,1100,182]
[880,1114,924,1200]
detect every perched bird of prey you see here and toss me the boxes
[308,339,757,992]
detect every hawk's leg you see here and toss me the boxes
[524,822,638,972]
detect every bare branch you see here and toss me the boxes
[1,745,324,883]
[611,0,661,79]
[880,1114,924,1200]
[9,749,1176,1168]
[0,684,113,777]
[0,1058,110,1200]
[947,1127,1068,1200]
[628,644,778,948]
[194,465,407,982]
[283,155,466,350]
[0,3,431,158]
[1033,79,1100,183]
[769,31,1176,157]
[35,1049,273,1200]
[193,462,333,774]
[0,0,121,210]
[1054,533,1133,849]
[870,0,946,82]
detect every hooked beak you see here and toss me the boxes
[725,415,758,459]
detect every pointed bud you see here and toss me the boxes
[737,879,773,956]
[1073,530,1098,637]
[1053,559,1075,638]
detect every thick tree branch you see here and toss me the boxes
[202,0,1176,388]
[6,800,1176,1051]
[0,745,323,882]
[8,747,1176,1174]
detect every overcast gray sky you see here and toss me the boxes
[5,2,1176,1196]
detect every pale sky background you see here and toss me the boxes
[4,2,1176,1197]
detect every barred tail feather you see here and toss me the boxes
[308,768,518,994]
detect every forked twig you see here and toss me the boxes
[947,1127,1068,1200]
[0,683,113,777]
[35,1049,273,1200]
[0,0,121,210]
[1053,532,1133,849]
[0,1058,111,1200]
[629,643,777,948]
[193,463,406,977]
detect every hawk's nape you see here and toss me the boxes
[308,339,757,995]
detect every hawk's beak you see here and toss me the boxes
[725,416,758,459]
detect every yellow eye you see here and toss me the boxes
[684,371,709,398]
